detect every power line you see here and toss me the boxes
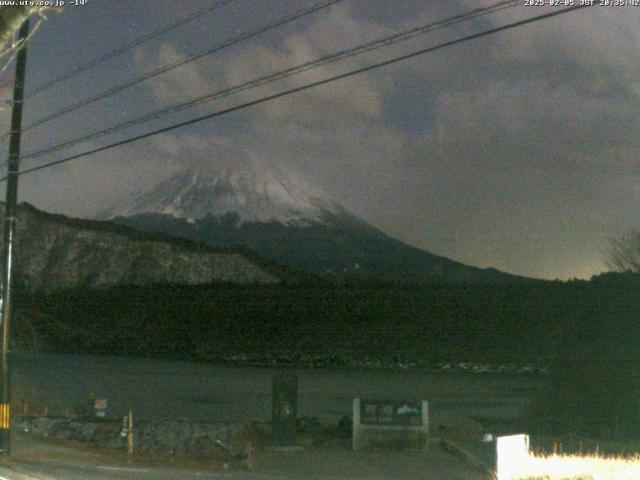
[5,0,346,140]
[3,4,591,182]
[25,0,240,99]
[20,0,520,163]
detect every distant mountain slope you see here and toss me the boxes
[6,202,280,292]
[108,157,532,284]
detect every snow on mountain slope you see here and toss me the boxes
[108,157,344,226]
[6,203,280,292]
[107,156,532,283]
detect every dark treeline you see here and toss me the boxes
[528,272,640,437]
[13,280,566,363]
[10,273,639,364]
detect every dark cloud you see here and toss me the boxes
[7,1,640,279]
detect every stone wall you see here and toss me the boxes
[15,416,252,458]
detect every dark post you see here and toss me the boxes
[272,374,298,447]
[0,18,30,454]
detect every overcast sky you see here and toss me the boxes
[0,0,638,280]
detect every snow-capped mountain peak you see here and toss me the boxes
[108,157,343,226]
[107,156,527,284]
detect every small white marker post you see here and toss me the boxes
[127,410,133,456]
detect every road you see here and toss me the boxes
[0,434,488,479]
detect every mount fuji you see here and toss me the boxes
[107,157,526,284]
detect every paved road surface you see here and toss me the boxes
[0,434,487,480]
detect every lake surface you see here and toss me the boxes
[12,352,546,425]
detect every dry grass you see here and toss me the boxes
[511,452,640,480]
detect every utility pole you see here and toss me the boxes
[0,18,29,455]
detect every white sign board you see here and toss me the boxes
[496,434,530,480]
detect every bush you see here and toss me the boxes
[528,278,640,438]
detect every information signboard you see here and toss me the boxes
[94,398,107,418]
[360,400,422,426]
[353,398,428,450]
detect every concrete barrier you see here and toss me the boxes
[15,416,250,457]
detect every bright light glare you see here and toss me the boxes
[497,434,530,480]
[511,453,640,480]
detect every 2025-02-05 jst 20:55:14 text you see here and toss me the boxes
[524,0,640,6]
